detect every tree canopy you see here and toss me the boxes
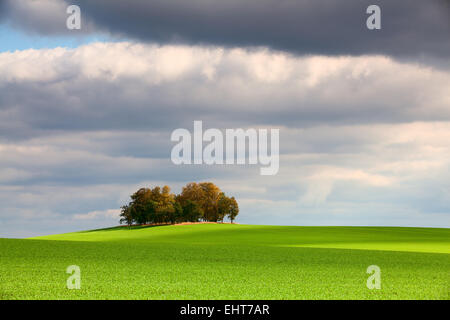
[120,182,239,226]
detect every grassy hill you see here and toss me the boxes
[0,224,449,299]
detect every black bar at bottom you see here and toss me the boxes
[0,300,447,318]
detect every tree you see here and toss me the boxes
[228,197,239,223]
[152,185,176,223]
[119,182,239,225]
[218,193,239,223]
[199,182,221,221]
[119,204,133,227]
[129,188,157,224]
[173,200,184,223]
[178,183,206,220]
[182,200,203,222]
[217,192,230,223]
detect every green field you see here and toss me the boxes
[0,224,449,299]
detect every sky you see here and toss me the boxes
[0,0,449,237]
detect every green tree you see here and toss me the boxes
[129,188,157,224]
[228,196,239,223]
[173,200,184,223]
[182,200,203,222]
[119,204,133,227]
[217,192,230,223]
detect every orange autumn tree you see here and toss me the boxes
[120,182,239,225]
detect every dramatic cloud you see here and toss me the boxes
[2,0,449,61]
[0,1,5,21]
[1,0,95,35]
[0,42,449,142]
[0,43,449,237]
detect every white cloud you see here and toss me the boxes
[1,43,449,138]
[73,209,120,220]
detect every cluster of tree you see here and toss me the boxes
[119,182,239,226]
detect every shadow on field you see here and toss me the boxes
[79,224,172,233]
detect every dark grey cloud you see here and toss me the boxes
[0,1,4,19]
[70,0,450,59]
[1,0,94,35]
[2,0,449,59]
